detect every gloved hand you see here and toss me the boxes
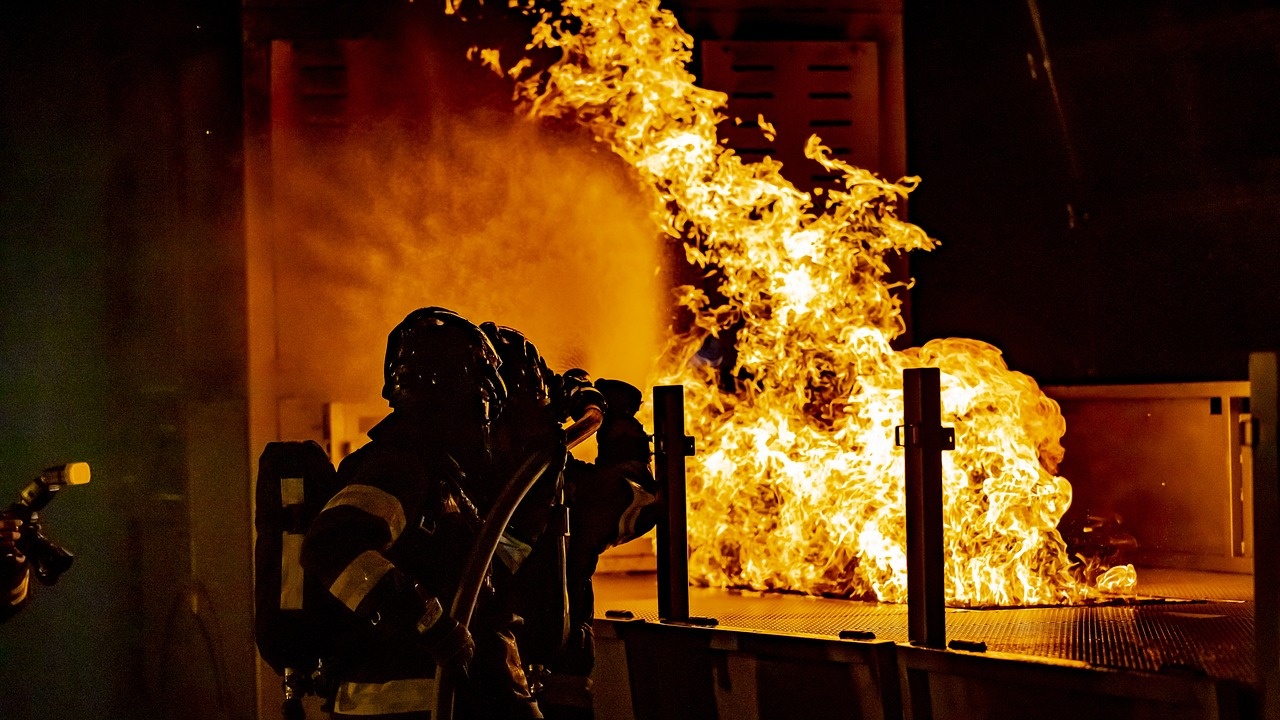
[418,599,475,679]
[0,514,27,591]
[594,378,651,466]
[594,378,642,419]
[557,369,607,422]
[427,618,475,679]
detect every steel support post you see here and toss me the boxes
[1251,353,1279,719]
[654,385,694,622]
[899,368,952,649]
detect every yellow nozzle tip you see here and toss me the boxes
[66,462,91,486]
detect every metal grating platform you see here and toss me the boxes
[594,568,1256,684]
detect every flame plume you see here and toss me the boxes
[458,0,1135,605]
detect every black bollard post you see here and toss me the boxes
[654,385,694,622]
[898,368,953,649]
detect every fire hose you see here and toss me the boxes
[433,403,605,720]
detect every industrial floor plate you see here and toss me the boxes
[593,568,1255,683]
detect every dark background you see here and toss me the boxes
[0,1,1276,718]
[904,0,1280,385]
[1,3,249,719]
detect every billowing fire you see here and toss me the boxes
[453,0,1135,605]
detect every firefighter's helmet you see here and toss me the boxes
[480,322,552,408]
[382,307,507,424]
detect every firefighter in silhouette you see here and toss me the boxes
[1,463,87,623]
[301,307,551,719]
[0,514,29,622]
[524,378,660,720]
[478,324,661,720]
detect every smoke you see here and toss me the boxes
[264,16,670,420]
[270,105,665,409]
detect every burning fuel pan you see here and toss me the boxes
[590,568,1254,720]
[594,567,1254,682]
[600,382,1260,719]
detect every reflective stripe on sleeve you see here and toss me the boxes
[5,567,28,607]
[329,550,394,612]
[323,484,407,546]
[616,480,657,547]
[495,532,533,573]
[332,677,437,716]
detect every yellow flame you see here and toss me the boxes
[758,115,776,142]
[479,47,504,76]
[473,0,1134,605]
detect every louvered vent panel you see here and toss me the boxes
[702,41,880,192]
[292,40,349,129]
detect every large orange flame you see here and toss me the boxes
[457,0,1135,605]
